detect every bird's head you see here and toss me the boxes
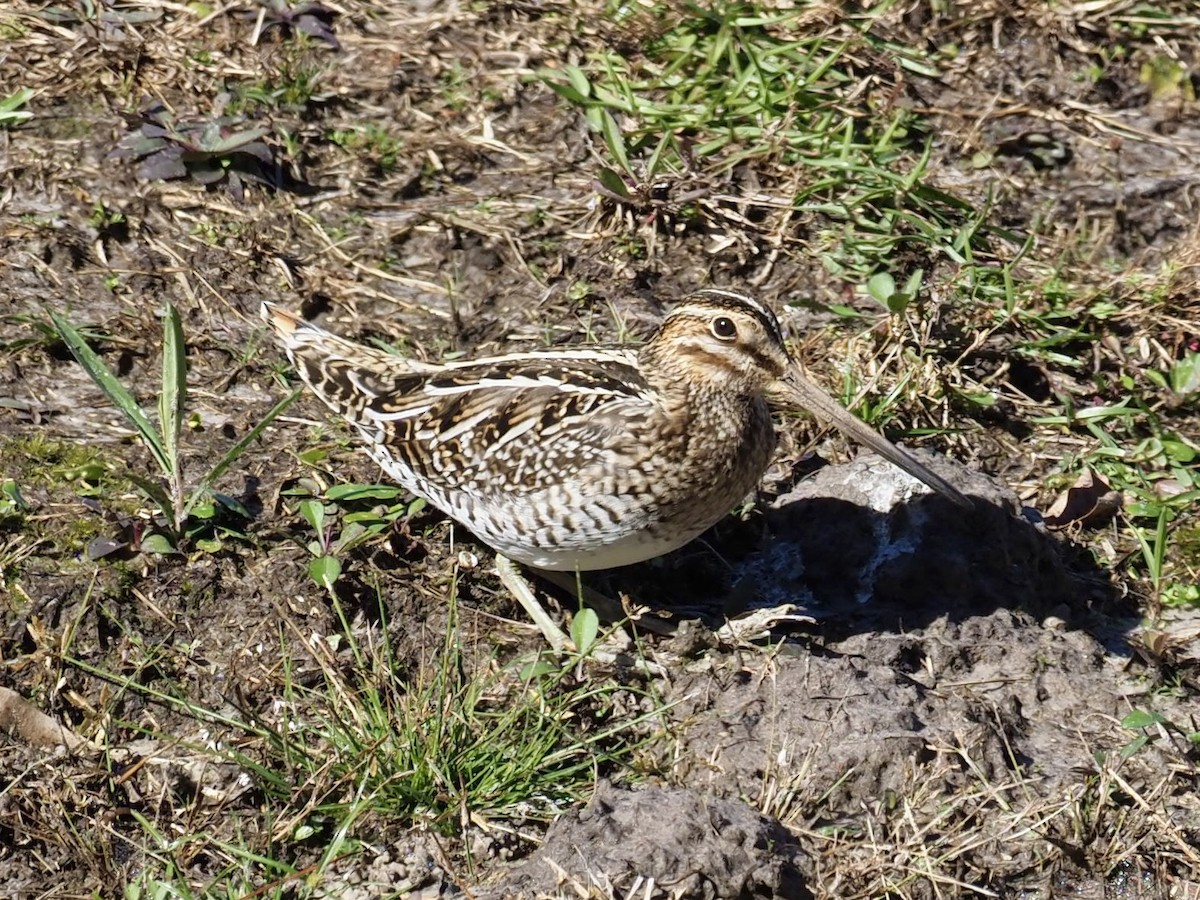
[643,289,974,508]
[642,289,794,398]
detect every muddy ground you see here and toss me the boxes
[1,1,1199,898]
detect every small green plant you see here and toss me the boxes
[1126,488,1200,606]
[328,124,404,171]
[1117,709,1200,761]
[540,8,982,277]
[0,88,33,128]
[48,304,300,553]
[0,313,103,353]
[87,201,128,241]
[109,104,278,201]
[295,483,421,590]
[0,479,28,524]
[865,269,926,315]
[1140,53,1194,100]
[1144,348,1200,404]
[231,63,328,113]
[72,580,665,893]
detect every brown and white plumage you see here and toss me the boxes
[262,290,971,573]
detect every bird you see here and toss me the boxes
[262,290,971,641]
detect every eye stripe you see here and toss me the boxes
[670,290,787,349]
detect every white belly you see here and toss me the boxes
[437,480,751,572]
[487,523,700,571]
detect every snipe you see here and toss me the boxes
[263,290,970,641]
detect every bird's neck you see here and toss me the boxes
[640,341,747,404]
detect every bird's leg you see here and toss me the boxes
[532,569,677,637]
[495,557,671,675]
[495,557,676,648]
[494,554,572,652]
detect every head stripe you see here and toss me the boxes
[669,289,785,347]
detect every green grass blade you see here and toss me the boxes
[47,310,172,476]
[158,303,187,528]
[182,387,303,519]
[599,110,630,173]
[0,87,34,113]
[158,304,186,476]
[127,473,175,520]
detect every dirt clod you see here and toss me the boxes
[479,782,810,900]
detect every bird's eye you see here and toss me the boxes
[711,316,737,340]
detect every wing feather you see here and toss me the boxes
[276,320,654,496]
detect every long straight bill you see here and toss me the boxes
[781,367,974,509]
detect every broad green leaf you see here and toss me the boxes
[1119,734,1149,761]
[866,272,896,307]
[0,88,34,125]
[212,492,252,518]
[519,658,560,680]
[299,499,325,533]
[1163,440,1196,464]
[564,65,591,99]
[190,501,217,520]
[338,521,389,543]
[1144,370,1169,391]
[334,521,368,554]
[140,532,178,555]
[903,268,925,299]
[1121,709,1167,730]
[1170,351,1200,396]
[309,555,341,591]
[0,88,34,113]
[208,127,269,154]
[61,462,107,484]
[343,509,400,526]
[543,78,590,106]
[1075,402,1136,421]
[571,607,600,656]
[596,167,632,200]
[0,479,27,510]
[827,304,866,319]
[599,110,630,173]
[325,483,407,501]
[297,447,327,465]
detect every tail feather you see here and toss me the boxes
[260,301,429,420]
